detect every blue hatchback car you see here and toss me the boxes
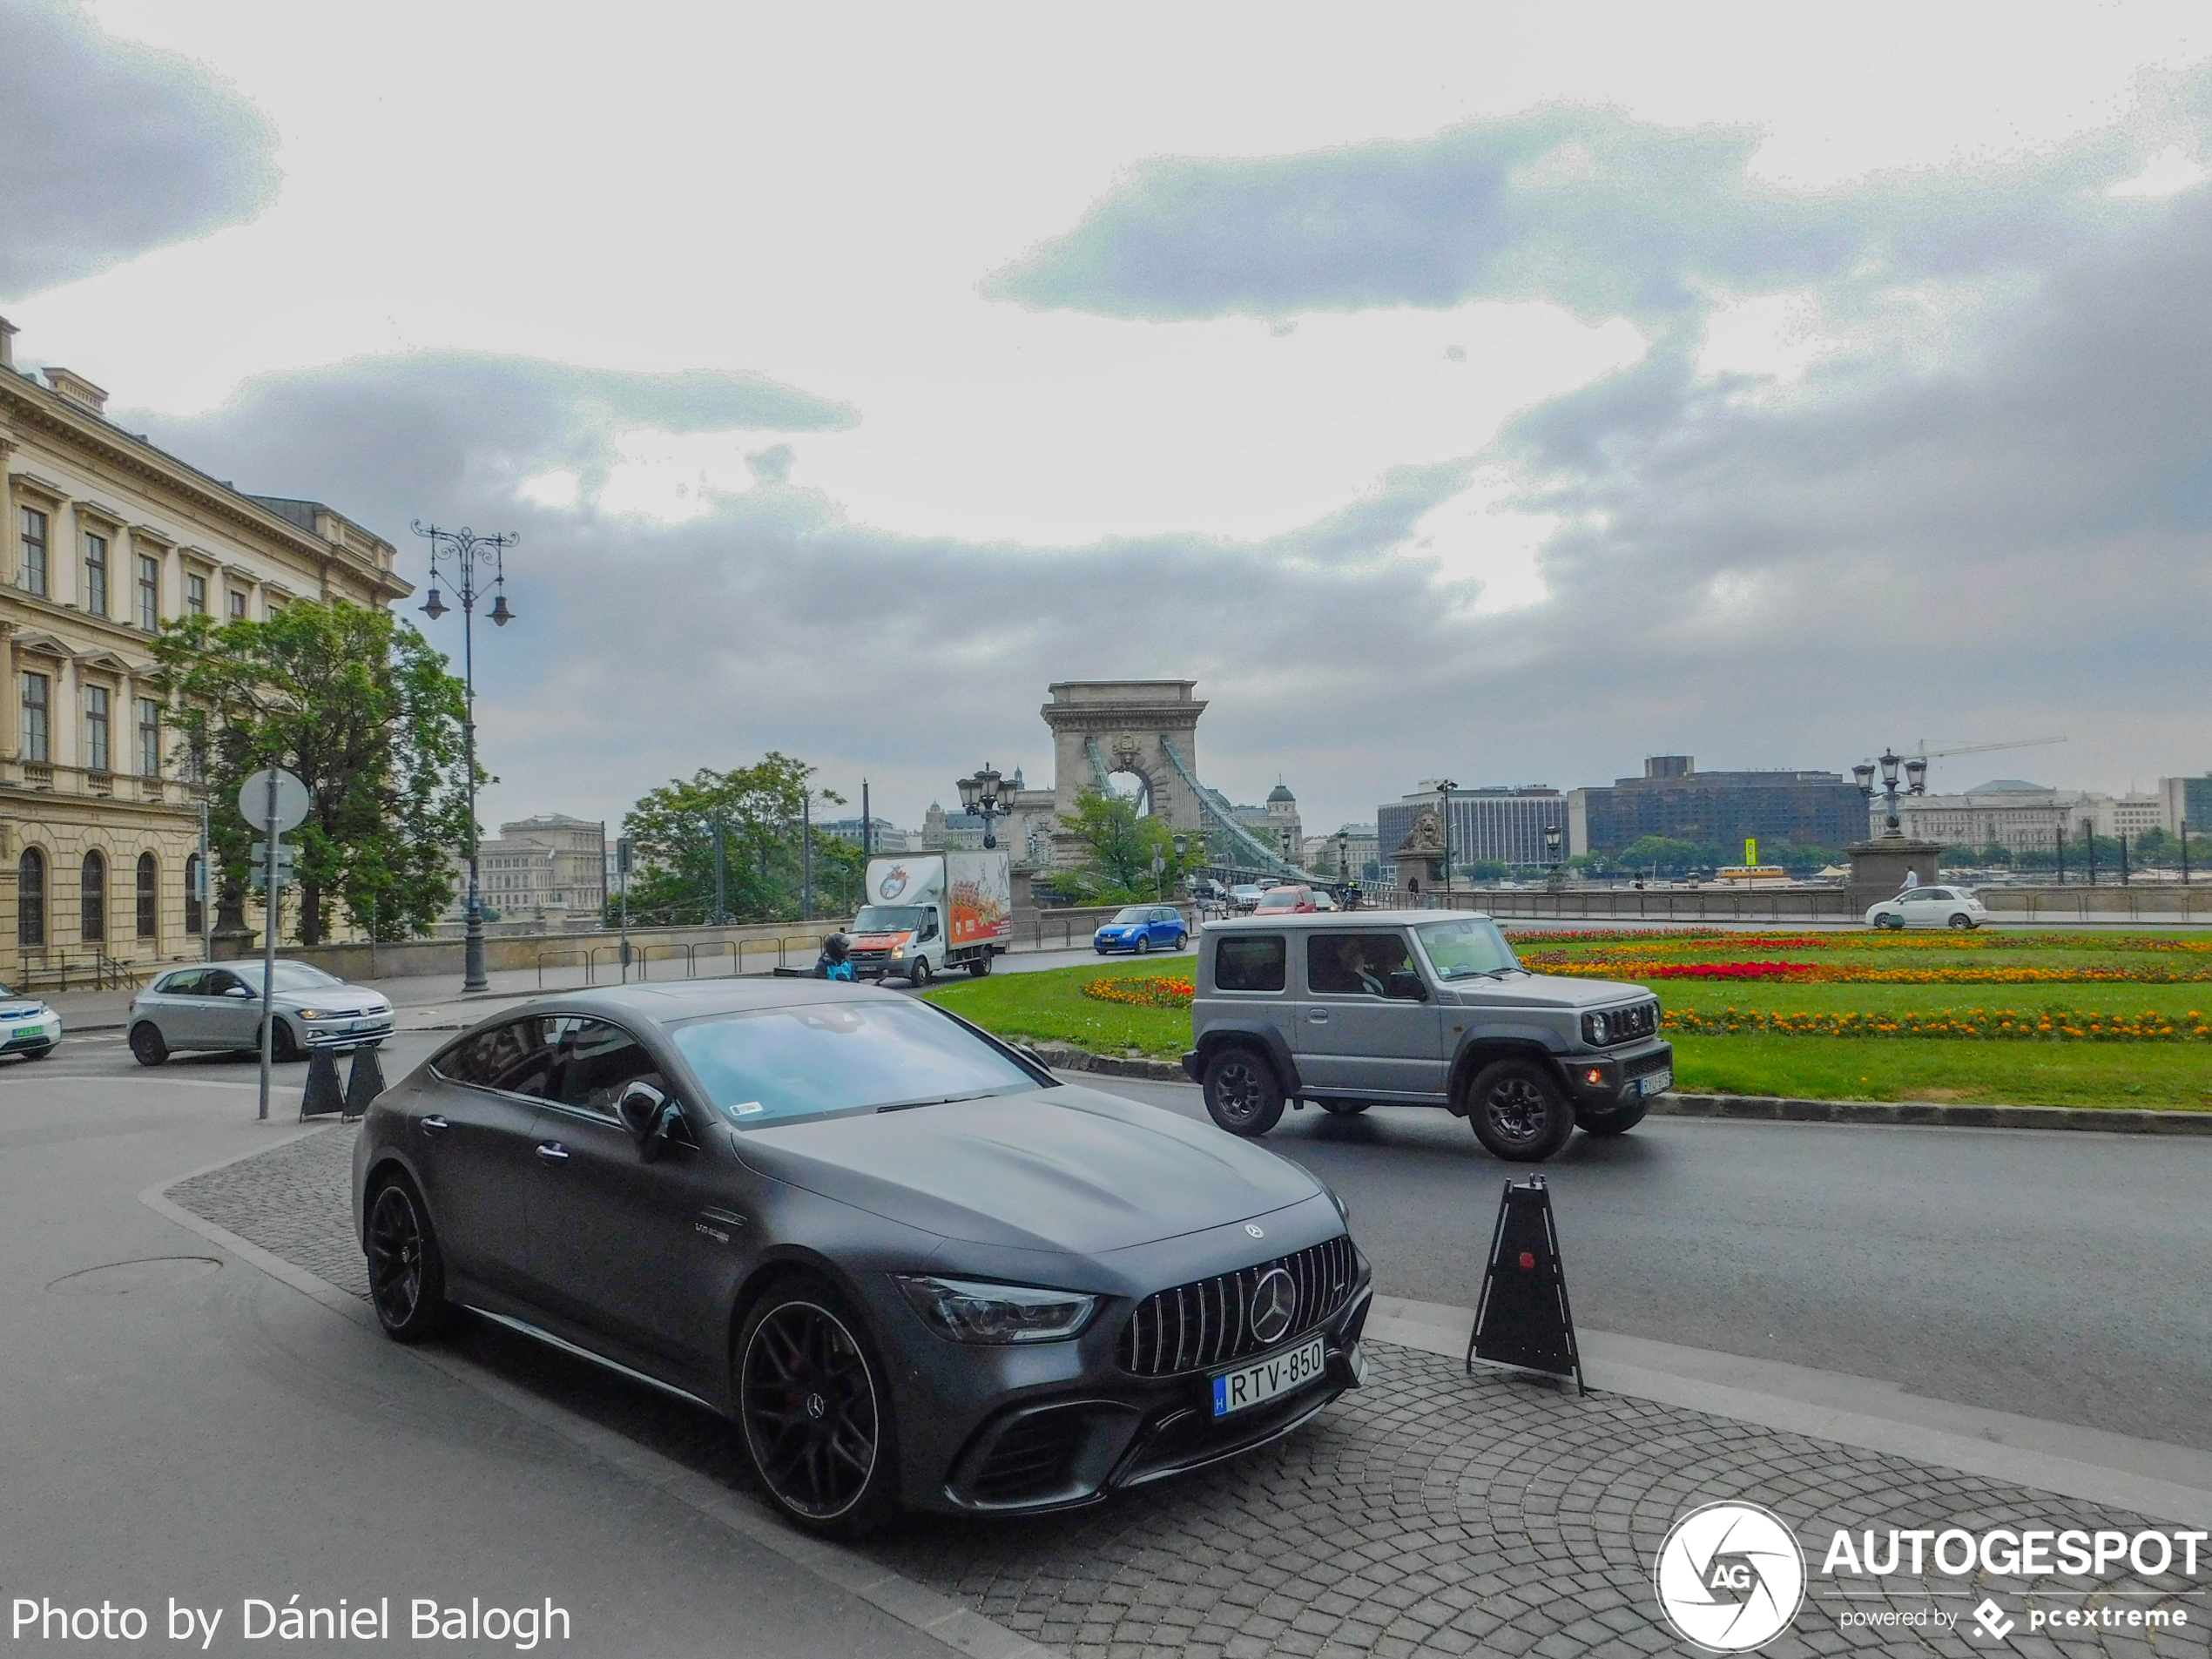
[1093,904,1188,954]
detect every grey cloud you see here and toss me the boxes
[984,101,2168,331]
[0,0,280,299]
[116,351,859,539]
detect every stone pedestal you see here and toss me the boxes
[1848,837,1944,907]
[1391,844,1444,895]
[210,884,256,961]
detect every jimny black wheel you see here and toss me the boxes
[1202,1046,1285,1136]
[738,1285,895,1534]
[1467,1059,1575,1163]
[366,1178,452,1343]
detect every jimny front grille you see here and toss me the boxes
[1119,1235,1357,1378]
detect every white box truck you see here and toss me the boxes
[848,850,1012,985]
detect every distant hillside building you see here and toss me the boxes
[1567,758,1863,857]
[1891,780,2083,853]
[443,814,605,933]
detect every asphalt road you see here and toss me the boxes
[14,1019,2209,1462]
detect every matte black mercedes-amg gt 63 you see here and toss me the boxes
[353,979,1370,1534]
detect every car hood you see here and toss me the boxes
[1442,972,1649,1009]
[270,988,388,1014]
[0,997,47,1017]
[732,1082,1320,1255]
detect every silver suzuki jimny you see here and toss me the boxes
[1183,910,1671,1161]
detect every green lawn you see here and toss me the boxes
[924,957,1193,1058]
[926,941,2212,1110]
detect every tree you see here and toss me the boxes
[1616,835,1702,875]
[153,602,473,944]
[617,754,844,925]
[1059,791,1206,903]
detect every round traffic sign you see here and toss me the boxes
[237,767,310,833]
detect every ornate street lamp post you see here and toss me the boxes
[413,522,517,993]
[1852,749,1926,839]
[955,764,1003,849]
[1544,820,1565,892]
[1436,779,1457,899]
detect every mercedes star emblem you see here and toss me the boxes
[1249,1267,1298,1345]
[1244,1223,1265,1238]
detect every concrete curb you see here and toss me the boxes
[1034,1044,2212,1133]
[1655,1090,2212,1135]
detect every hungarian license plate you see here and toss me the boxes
[1638,1069,1672,1097]
[1211,1333,1327,1418]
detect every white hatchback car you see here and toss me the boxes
[1865,885,1990,930]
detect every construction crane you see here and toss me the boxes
[1911,736,2067,787]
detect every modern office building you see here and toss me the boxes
[2158,776,2212,836]
[1567,757,1864,857]
[1380,785,1569,869]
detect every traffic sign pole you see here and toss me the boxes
[259,768,279,1121]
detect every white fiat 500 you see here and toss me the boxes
[1864,886,1991,930]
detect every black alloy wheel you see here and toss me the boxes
[259,1019,303,1063]
[1318,1099,1370,1117]
[1202,1046,1285,1136]
[365,1177,453,1343]
[129,1022,168,1067]
[1466,1059,1576,1162]
[737,1284,895,1534]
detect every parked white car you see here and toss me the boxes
[1865,886,1990,930]
[0,984,63,1060]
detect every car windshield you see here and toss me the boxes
[231,961,344,993]
[1413,918,1521,980]
[1109,907,1151,924]
[853,905,929,933]
[671,999,1039,1127]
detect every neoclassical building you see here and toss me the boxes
[0,319,408,986]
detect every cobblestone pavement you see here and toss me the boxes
[171,1128,2209,1657]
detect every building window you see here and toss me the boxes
[138,698,161,777]
[17,849,44,947]
[84,532,109,617]
[21,671,50,763]
[80,850,105,943]
[19,507,48,596]
[136,852,158,940]
[227,589,246,619]
[186,572,207,615]
[185,853,204,936]
[84,685,110,772]
[138,555,160,630]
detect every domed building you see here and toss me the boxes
[1264,782,1301,862]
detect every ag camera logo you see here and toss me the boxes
[1655,1501,1807,1652]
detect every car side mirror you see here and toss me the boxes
[222,985,252,999]
[1386,970,1428,1001]
[617,1080,683,1163]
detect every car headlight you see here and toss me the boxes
[1581,1011,1611,1045]
[296,1008,332,1022]
[894,1275,1098,1344]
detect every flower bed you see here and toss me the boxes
[1082,974,1195,1009]
[1541,958,2212,985]
[1664,1007,2211,1042]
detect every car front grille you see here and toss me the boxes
[1118,1235,1358,1378]
[1624,1047,1671,1079]
[1608,1001,1659,1042]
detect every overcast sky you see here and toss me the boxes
[6,0,2210,835]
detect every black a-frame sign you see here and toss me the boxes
[1466,1175,1585,1393]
